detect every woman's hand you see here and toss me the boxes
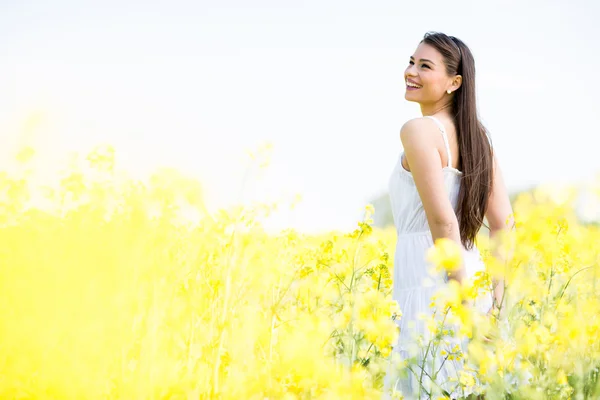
[481,305,501,343]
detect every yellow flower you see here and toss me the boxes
[557,369,568,385]
[459,371,476,388]
[426,238,463,273]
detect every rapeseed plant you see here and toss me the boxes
[1,140,600,399]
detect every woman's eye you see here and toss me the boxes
[409,61,429,69]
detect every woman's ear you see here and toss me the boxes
[452,75,462,91]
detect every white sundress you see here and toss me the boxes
[382,115,492,399]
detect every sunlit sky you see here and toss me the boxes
[1,0,599,234]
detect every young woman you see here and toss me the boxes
[383,32,514,398]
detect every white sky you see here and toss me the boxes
[0,0,599,234]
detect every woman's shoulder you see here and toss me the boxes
[400,116,439,130]
[399,117,444,146]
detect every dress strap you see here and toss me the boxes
[424,115,451,168]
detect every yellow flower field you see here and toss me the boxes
[0,144,599,399]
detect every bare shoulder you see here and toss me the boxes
[399,117,440,148]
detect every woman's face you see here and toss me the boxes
[404,42,451,103]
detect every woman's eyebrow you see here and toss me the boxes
[410,56,436,66]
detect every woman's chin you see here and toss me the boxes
[404,92,417,101]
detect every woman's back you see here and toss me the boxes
[389,115,462,237]
[383,115,492,398]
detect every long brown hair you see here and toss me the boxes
[421,31,493,250]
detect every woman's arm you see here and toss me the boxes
[400,118,467,283]
[484,150,515,312]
